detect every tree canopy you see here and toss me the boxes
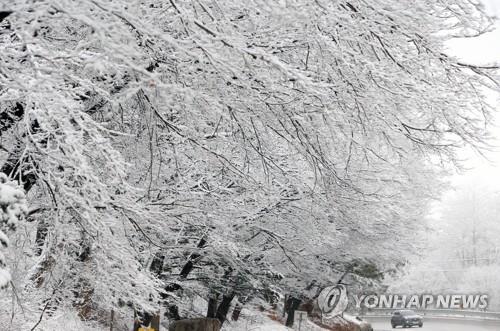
[0,0,498,328]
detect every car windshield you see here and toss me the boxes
[401,310,415,316]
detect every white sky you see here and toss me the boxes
[444,0,500,188]
[426,0,500,225]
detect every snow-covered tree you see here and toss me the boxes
[0,0,498,328]
[390,176,500,310]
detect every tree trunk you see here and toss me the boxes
[110,310,114,331]
[207,294,218,318]
[165,305,181,321]
[161,236,207,322]
[215,292,235,325]
[283,294,288,318]
[150,252,165,277]
[285,297,302,327]
[179,236,206,278]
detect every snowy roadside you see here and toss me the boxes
[221,309,292,331]
[220,308,329,331]
[222,319,292,331]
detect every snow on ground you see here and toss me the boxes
[13,307,326,331]
[223,319,291,331]
[14,310,103,331]
[222,309,292,331]
[221,309,327,331]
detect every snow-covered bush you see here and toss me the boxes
[0,173,27,288]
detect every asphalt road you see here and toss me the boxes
[365,317,500,331]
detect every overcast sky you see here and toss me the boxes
[425,0,500,226]
[444,0,500,188]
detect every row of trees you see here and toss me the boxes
[390,174,500,310]
[0,0,498,329]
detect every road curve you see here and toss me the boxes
[365,316,500,331]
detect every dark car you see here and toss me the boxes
[391,310,423,328]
